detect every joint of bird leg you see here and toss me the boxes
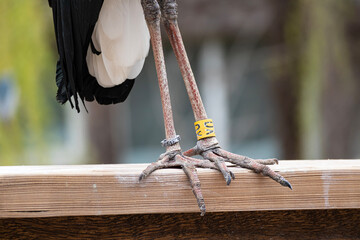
[159,149,181,160]
[159,0,178,22]
[211,147,223,156]
[261,166,270,175]
[242,157,251,164]
[196,137,220,154]
[141,0,161,24]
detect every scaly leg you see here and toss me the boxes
[140,0,230,216]
[160,0,292,189]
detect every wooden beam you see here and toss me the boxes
[0,160,359,218]
[1,210,360,239]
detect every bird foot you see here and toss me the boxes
[183,137,292,189]
[139,149,222,216]
[139,137,292,216]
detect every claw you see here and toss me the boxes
[200,204,206,216]
[229,171,235,180]
[225,173,232,185]
[280,178,293,190]
[139,173,146,182]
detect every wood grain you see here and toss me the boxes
[1,209,359,239]
[0,160,360,218]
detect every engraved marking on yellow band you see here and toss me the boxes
[194,119,216,140]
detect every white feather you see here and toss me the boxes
[86,0,150,88]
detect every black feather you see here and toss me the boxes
[55,60,68,104]
[49,0,136,112]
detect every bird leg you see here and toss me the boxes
[160,0,292,189]
[141,0,179,154]
[140,0,231,216]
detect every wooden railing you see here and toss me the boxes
[0,160,360,239]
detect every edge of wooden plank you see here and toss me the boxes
[1,160,359,218]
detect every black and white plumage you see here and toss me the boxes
[49,0,149,111]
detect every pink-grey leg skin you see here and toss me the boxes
[160,0,292,190]
[202,150,235,185]
[140,0,292,217]
[214,148,292,189]
[182,147,199,157]
[140,0,228,216]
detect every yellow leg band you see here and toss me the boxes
[194,119,216,140]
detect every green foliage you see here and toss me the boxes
[0,1,55,164]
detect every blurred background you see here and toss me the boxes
[1,0,360,165]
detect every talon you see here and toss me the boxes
[225,173,232,185]
[139,173,146,181]
[200,204,206,216]
[281,178,293,190]
[229,171,235,180]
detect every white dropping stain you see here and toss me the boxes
[321,173,332,207]
[115,175,125,183]
[144,194,147,198]
[93,184,97,192]
[115,175,138,184]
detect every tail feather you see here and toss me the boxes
[87,0,150,88]
[49,0,145,112]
